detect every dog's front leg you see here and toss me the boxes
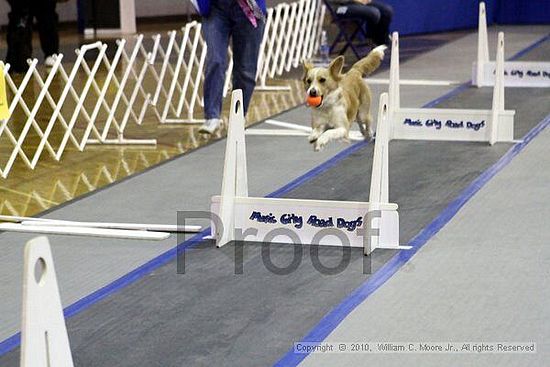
[314,127,348,151]
[308,127,324,143]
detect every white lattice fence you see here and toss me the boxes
[256,0,325,91]
[0,0,325,178]
[0,40,159,178]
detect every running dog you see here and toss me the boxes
[303,45,386,151]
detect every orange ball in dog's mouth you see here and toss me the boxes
[306,95,323,108]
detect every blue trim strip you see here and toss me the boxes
[274,111,550,367]
[508,33,549,61]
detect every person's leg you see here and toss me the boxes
[201,0,232,122]
[369,1,393,45]
[6,0,33,73]
[32,0,59,58]
[334,2,381,25]
[333,2,380,48]
[230,4,265,115]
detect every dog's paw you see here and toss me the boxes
[314,135,329,151]
[308,133,319,144]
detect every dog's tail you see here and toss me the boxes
[350,45,387,76]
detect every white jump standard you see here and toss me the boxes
[20,237,74,367]
[388,31,516,145]
[211,89,410,255]
[473,2,550,88]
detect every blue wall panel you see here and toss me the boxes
[384,0,547,36]
[496,1,550,24]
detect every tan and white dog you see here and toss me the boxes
[303,45,386,151]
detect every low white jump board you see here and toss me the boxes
[393,108,515,143]
[211,196,399,248]
[473,61,550,87]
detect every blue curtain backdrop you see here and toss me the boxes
[385,0,550,35]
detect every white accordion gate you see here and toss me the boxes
[0,0,325,178]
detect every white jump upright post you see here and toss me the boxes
[490,32,506,145]
[211,90,407,254]
[216,89,249,246]
[389,31,516,145]
[20,236,73,367]
[365,93,409,255]
[473,2,550,87]
[475,1,490,87]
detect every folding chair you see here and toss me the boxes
[322,0,372,60]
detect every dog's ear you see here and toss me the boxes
[302,61,313,79]
[329,56,344,80]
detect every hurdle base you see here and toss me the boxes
[473,61,550,88]
[211,195,400,252]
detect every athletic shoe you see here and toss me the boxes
[199,118,222,134]
[44,55,56,68]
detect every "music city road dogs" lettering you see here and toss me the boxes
[249,211,363,232]
[497,69,550,80]
[403,118,486,131]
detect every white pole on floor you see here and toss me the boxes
[490,32,506,145]
[0,215,201,233]
[0,222,170,240]
[388,32,400,139]
[20,236,74,367]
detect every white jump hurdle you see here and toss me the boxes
[211,89,410,255]
[389,32,516,145]
[473,2,550,88]
[20,236,74,367]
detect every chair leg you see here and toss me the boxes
[342,23,363,59]
[330,30,345,54]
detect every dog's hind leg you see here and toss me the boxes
[357,112,374,140]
